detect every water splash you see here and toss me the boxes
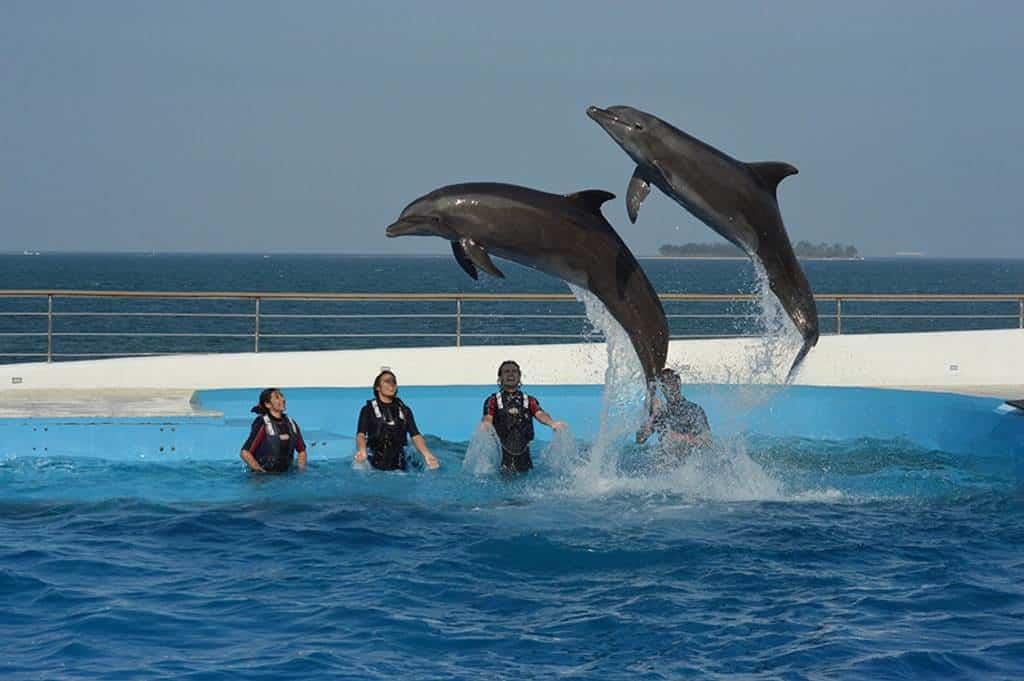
[540,425,583,477]
[567,284,647,483]
[552,283,797,502]
[674,260,805,392]
[659,437,786,501]
[463,423,501,476]
[742,260,805,383]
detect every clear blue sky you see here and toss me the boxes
[3,1,1021,257]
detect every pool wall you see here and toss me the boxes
[4,385,1022,464]
[2,329,1022,398]
[2,330,1022,465]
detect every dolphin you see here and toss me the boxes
[587,105,820,380]
[386,182,670,384]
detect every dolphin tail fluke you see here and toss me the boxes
[644,376,658,416]
[784,336,816,384]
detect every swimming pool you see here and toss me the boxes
[2,383,1022,678]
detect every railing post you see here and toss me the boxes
[254,297,261,353]
[1019,297,1023,329]
[46,294,53,362]
[835,297,842,335]
[456,297,462,347]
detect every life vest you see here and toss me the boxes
[491,391,534,456]
[365,398,409,470]
[254,413,299,472]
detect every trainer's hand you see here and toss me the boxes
[423,452,440,470]
[354,450,368,463]
[551,420,567,431]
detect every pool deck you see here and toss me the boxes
[1,329,1022,418]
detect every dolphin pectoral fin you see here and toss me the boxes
[460,238,505,278]
[451,241,479,280]
[566,190,616,215]
[626,166,652,223]
[746,162,799,196]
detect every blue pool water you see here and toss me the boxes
[2,385,1022,678]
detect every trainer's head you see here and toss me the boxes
[373,370,398,399]
[251,387,282,415]
[497,360,522,390]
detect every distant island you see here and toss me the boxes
[657,241,861,259]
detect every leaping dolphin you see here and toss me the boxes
[386,182,669,384]
[587,105,820,380]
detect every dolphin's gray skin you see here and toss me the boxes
[587,105,819,380]
[386,183,669,383]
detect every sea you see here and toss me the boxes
[1,253,1023,680]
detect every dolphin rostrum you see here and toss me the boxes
[386,182,669,384]
[587,105,820,380]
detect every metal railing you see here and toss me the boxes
[0,290,1022,362]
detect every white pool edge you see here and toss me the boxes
[1,329,1021,417]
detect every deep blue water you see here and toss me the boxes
[1,255,1023,679]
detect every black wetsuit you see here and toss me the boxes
[357,398,420,471]
[243,413,305,472]
[483,390,540,473]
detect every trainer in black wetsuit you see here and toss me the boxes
[240,388,308,472]
[636,369,712,453]
[481,360,566,474]
[355,370,439,471]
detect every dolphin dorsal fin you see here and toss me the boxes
[566,189,616,215]
[746,162,799,195]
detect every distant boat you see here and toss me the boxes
[895,251,925,257]
[22,249,41,256]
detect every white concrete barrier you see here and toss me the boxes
[1,329,1021,399]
